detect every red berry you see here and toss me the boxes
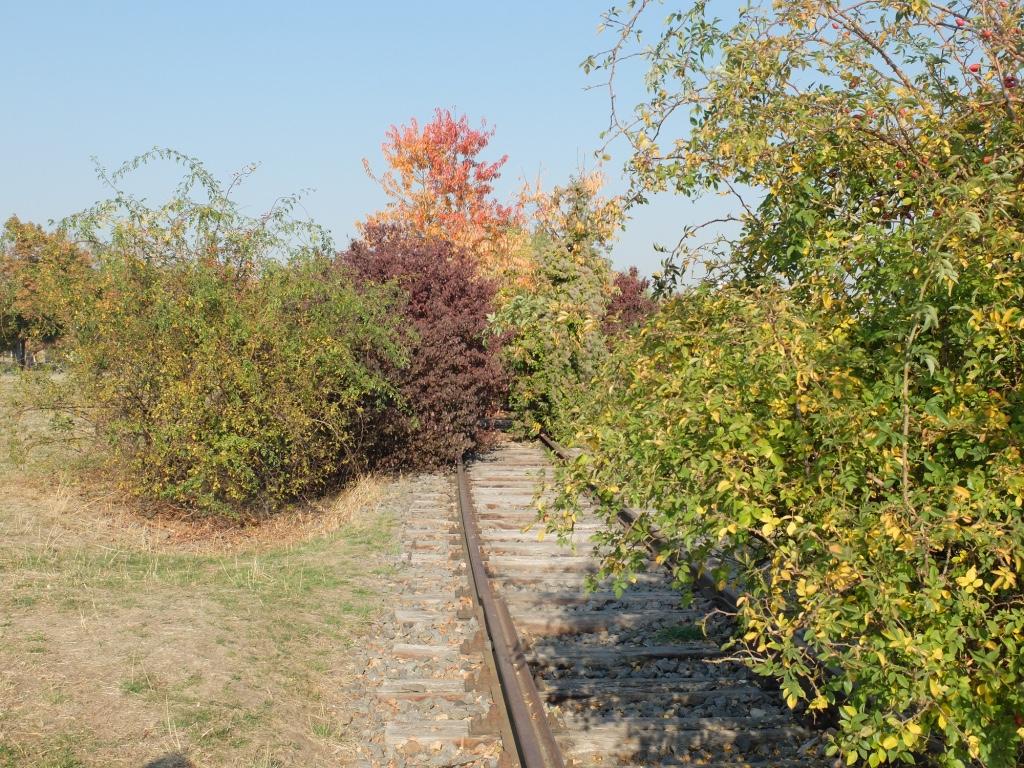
[969,63,981,73]
[831,22,839,29]
[983,155,993,164]
[956,17,966,27]
[981,29,992,39]
[1005,75,1018,89]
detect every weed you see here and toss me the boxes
[655,622,705,643]
[0,743,18,768]
[310,720,335,739]
[120,678,154,695]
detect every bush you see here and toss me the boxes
[566,0,1024,763]
[553,282,1024,767]
[492,177,617,440]
[603,266,655,336]
[47,151,407,517]
[341,225,505,468]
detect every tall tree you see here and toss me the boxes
[362,109,529,284]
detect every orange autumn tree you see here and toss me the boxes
[362,109,530,286]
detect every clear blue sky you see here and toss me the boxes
[0,1,725,275]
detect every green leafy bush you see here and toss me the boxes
[555,0,1024,764]
[46,151,407,517]
[492,177,616,440]
[555,282,1024,767]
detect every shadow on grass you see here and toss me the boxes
[143,754,193,768]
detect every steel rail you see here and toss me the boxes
[455,458,565,768]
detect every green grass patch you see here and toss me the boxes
[654,622,705,643]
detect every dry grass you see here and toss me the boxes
[0,374,404,767]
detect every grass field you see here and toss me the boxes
[0,375,401,767]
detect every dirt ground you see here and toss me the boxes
[0,375,410,767]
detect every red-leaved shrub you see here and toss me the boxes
[603,266,656,335]
[340,225,505,468]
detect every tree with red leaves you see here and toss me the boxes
[362,109,529,285]
[341,225,506,469]
[603,266,656,336]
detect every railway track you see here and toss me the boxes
[379,439,837,767]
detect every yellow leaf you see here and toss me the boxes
[882,735,899,750]
[956,566,982,592]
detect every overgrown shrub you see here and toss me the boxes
[341,225,505,468]
[559,0,1024,764]
[492,177,617,440]
[44,151,407,517]
[553,282,1024,767]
